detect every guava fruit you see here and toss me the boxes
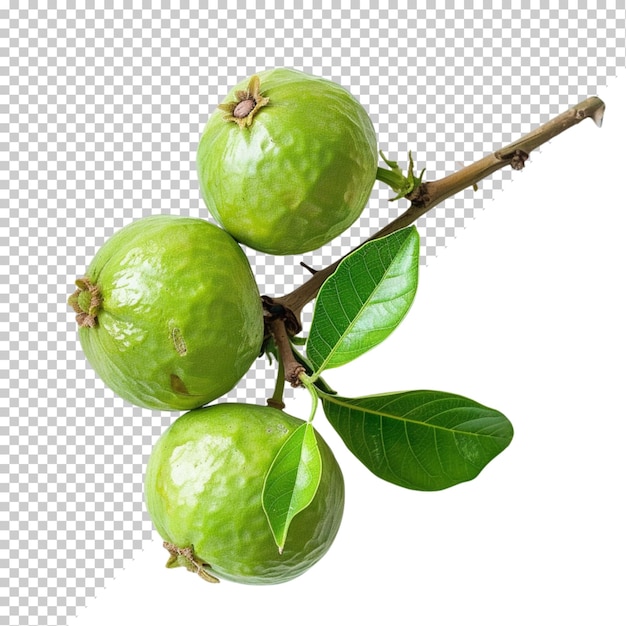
[68,215,264,411]
[196,67,378,255]
[144,403,345,584]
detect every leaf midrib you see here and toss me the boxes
[322,394,509,440]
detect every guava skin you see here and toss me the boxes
[144,403,345,584]
[73,215,264,411]
[197,67,378,255]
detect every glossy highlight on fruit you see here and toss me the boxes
[68,215,264,411]
[197,67,378,255]
[144,403,345,585]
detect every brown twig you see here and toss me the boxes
[269,316,306,387]
[272,96,605,326]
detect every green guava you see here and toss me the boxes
[144,403,345,585]
[68,215,264,411]
[196,67,378,255]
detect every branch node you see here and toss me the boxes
[286,364,306,388]
[494,148,529,170]
[510,149,529,171]
[407,180,431,205]
[262,295,302,335]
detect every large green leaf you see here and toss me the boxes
[321,390,513,491]
[306,227,419,375]
[262,423,322,552]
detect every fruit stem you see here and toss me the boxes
[268,315,305,387]
[273,95,606,326]
[263,297,306,387]
[376,150,424,200]
[267,354,287,409]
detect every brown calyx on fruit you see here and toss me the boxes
[163,541,220,584]
[68,277,102,328]
[218,74,269,129]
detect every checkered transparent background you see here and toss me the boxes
[2,5,625,625]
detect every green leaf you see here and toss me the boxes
[321,390,513,491]
[306,226,420,375]
[262,423,322,552]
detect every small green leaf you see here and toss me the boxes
[262,423,322,552]
[321,390,513,491]
[306,227,419,376]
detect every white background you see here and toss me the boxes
[68,72,626,626]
